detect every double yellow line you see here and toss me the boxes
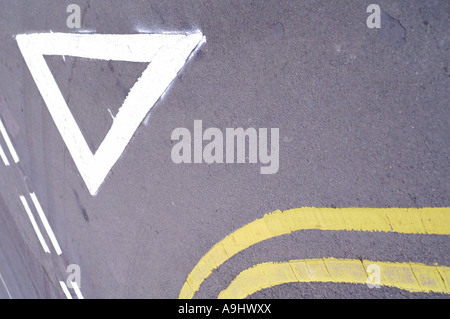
[179,207,450,298]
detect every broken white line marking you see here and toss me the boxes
[0,144,9,166]
[71,281,84,299]
[59,281,72,299]
[0,118,19,163]
[29,192,62,255]
[0,272,12,299]
[19,196,50,254]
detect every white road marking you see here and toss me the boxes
[59,281,72,299]
[107,108,115,120]
[0,272,12,299]
[29,192,62,256]
[19,196,50,254]
[0,118,19,163]
[71,281,84,299]
[16,32,206,196]
[0,143,9,166]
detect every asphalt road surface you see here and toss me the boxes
[0,0,449,299]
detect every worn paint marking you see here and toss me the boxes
[179,207,450,299]
[218,258,450,298]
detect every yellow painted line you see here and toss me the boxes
[179,207,450,299]
[218,258,450,299]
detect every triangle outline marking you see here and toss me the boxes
[16,32,205,195]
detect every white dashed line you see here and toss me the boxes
[71,281,84,299]
[0,272,12,299]
[0,118,19,163]
[0,144,10,166]
[59,281,72,299]
[19,196,50,254]
[29,192,62,255]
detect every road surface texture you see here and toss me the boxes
[0,0,448,299]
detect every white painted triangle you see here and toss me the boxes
[16,32,205,196]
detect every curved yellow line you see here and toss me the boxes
[179,207,450,299]
[218,258,450,299]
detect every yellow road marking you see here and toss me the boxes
[217,258,450,299]
[179,207,450,299]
